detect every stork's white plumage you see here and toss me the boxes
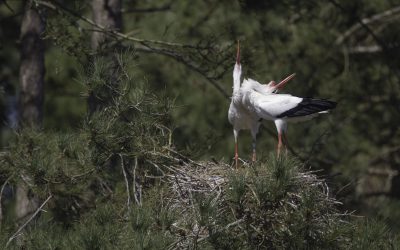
[228,41,336,167]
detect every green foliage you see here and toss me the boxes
[227,170,247,204]
[15,222,70,250]
[350,219,400,250]
[73,204,122,249]
[128,196,176,250]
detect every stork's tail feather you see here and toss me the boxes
[277,98,337,118]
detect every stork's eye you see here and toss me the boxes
[272,89,278,94]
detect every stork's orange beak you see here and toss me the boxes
[274,73,296,89]
[236,40,240,64]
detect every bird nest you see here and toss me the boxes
[156,154,348,249]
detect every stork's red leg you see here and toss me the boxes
[233,130,239,168]
[234,141,239,168]
[277,133,283,156]
[282,132,289,155]
[251,139,256,163]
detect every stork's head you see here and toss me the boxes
[236,40,240,65]
[266,73,296,93]
[233,40,242,86]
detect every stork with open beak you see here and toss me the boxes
[228,41,336,168]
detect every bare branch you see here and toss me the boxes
[6,195,52,247]
[1,0,15,13]
[122,2,171,13]
[335,5,400,44]
[348,45,382,54]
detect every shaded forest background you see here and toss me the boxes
[0,0,400,248]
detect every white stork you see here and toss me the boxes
[228,41,336,167]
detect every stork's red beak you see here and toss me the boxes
[236,40,240,65]
[274,73,296,89]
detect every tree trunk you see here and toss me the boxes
[91,0,122,50]
[89,0,122,113]
[18,1,45,128]
[15,183,39,221]
[15,1,45,222]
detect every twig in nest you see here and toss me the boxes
[132,157,141,206]
[119,154,131,209]
[225,218,244,229]
[0,176,11,225]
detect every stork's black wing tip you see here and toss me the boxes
[277,98,337,118]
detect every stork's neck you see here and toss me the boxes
[242,78,274,95]
[233,62,242,94]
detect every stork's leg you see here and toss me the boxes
[234,130,239,168]
[251,129,258,163]
[252,139,256,162]
[235,140,238,168]
[274,120,287,157]
[282,132,289,155]
[277,132,283,156]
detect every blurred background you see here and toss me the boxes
[1,0,400,233]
